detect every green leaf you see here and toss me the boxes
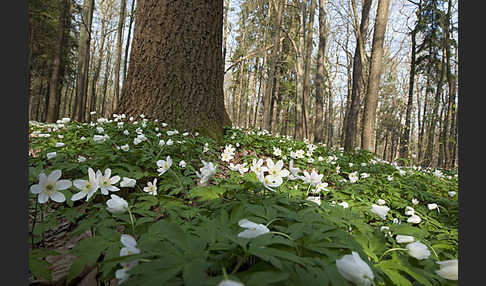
[29,258,52,282]
[246,271,290,286]
[182,258,209,286]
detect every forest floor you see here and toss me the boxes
[28,116,458,286]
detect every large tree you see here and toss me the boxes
[117,0,231,140]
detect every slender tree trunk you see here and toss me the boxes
[343,0,372,151]
[46,0,69,123]
[313,0,326,143]
[302,0,316,139]
[73,0,95,122]
[222,0,230,72]
[361,0,391,152]
[399,29,417,160]
[123,0,136,83]
[101,39,113,117]
[423,53,445,167]
[263,0,283,131]
[271,36,284,133]
[113,0,127,113]
[88,16,108,122]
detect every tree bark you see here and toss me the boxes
[46,0,69,123]
[399,29,417,160]
[343,0,372,151]
[117,0,231,141]
[113,0,127,112]
[301,0,316,139]
[73,0,95,122]
[361,0,391,152]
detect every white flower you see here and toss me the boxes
[123,130,129,135]
[229,163,240,171]
[338,202,349,208]
[237,219,270,238]
[61,117,70,123]
[427,203,438,210]
[377,199,386,205]
[98,168,121,195]
[156,156,172,176]
[412,198,419,205]
[78,155,86,163]
[116,234,141,284]
[448,191,456,197]
[266,158,289,179]
[314,182,330,193]
[250,158,268,174]
[360,172,370,179]
[336,252,375,286]
[349,172,359,183]
[55,142,65,147]
[301,170,323,186]
[120,144,129,151]
[318,156,324,162]
[217,280,245,286]
[80,136,86,140]
[295,149,305,158]
[72,168,99,201]
[407,214,422,224]
[196,160,217,185]
[159,139,165,146]
[47,152,57,159]
[405,206,415,216]
[106,194,129,213]
[349,163,354,167]
[143,178,157,195]
[396,235,415,243]
[406,241,431,260]
[166,139,174,145]
[94,134,109,142]
[370,204,390,220]
[179,160,186,168]
[120,177,136,188]
[306,196,321,205]
[237,163,249,175]
[288,160,300,180]
[273,147,282,157]
[30,170,71,203]
[96,127,104,133]
[435,259,458,280]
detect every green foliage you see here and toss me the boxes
[28,120,458,285]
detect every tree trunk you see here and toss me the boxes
[343,0,372,151]
[423,53,446,167]
[263,0,283,132]
[46,0,69,123]
[123,0,136,83]
[113,0,127,112]
[361,0,391,152]
[302,0,316,139]
[313,0,326,143]
[222,0,230,71]
[117,0,231,141]
[101,38,113,117]
[399,29,417,160]
[271,36,284,133]
[73,0,95,122]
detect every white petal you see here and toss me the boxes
[110,176,121,184]
[56,179,72,190]
[38,193,49,204]
[73,179,86,190]
[48,170,62,182]
[38,173,48,184]
[120,234,137,248]
[50,192,66,203]
[238,219,260,229]
[71,191,87,201]
[30,184,42,194]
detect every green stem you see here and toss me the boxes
[270,231,292,240]
[379,248,407,261]
[265,218,280,227]
[127,207,136,235]
[231,256,246,274]
[30,198,38,247]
